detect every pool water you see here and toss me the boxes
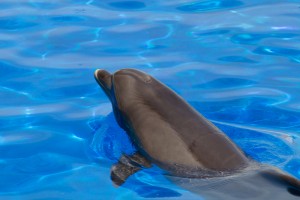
[1,0,300,199]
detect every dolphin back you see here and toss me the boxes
[112,69,248,175]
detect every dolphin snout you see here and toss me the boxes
[94,69,112,98]
[95,69,111,81]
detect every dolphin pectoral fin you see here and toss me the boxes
[110,153,151,186]
[111,161,141,186]
[124,152,152,168]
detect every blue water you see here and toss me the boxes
[1,0,300,199]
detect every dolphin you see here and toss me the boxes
[94,68,300,199]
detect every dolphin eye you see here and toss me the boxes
[144,76,152,83]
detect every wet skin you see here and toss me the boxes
[94,69,300,199]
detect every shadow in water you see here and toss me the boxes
[122,177,181,198]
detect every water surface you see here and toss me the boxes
[1,0,300,199]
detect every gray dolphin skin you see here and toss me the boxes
[94,68,300,199]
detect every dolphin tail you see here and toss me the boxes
[111,153,151,186]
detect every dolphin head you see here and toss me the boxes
[94,69,153,129]
[94,69,153,105]
[113,69,152,84]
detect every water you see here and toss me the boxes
[0,0,300,199]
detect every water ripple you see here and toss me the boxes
[253,46,300,56]
[109,1,146,10]
[0,16,39,30]
[177,0,244,12]
[231,32,299,45]
[0,0,300,199]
